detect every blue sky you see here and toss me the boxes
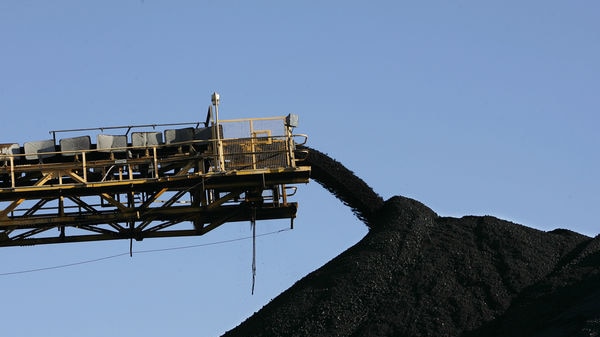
[1,2,598,336]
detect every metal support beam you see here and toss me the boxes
[0,112,310,248]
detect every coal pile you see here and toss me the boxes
[222,147,600,337]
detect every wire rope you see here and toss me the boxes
[0,227,291,277]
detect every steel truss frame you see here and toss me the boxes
[0,119,310,247]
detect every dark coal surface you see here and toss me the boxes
[296,145,384,227]
[222,148,600,337]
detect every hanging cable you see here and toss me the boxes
[251,206,257,295]
[0,227,290,277]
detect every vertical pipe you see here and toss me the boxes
[59,195,65,239]
[281,184,288,206]
[59,196,65,217]
[285,122,295,168]
[250,119,257,170]
[153,146,159,178]
[212,92,225,171]
[9,156,15,188]
[82,152,87,182]
[251,206,257,295]
[58,195,65,238]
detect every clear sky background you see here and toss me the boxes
[0,1,598,336]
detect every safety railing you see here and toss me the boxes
[0,116,306,190]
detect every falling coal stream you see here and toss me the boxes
[296,145,384,227]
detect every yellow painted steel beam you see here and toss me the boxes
[0,172,55,219]
[0,203,298,229]
[0,202,297,230]
[206,190,244,210]
[0,229,201,247]
[99,193,129,212]
[0,203,297,247]
[66,170,86,184]
[0,167,310,201]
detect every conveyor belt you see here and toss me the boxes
[0,115,310,247]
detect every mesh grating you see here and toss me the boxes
[222,137,288,170]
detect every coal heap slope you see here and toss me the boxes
[467,233,600,337]
[222,148,600,337]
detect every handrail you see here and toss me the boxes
[49,121,205,135]
[293,134,308,146]
[218,116,286,123]
[48,115,289,136]
[0,136,301,190]
[1,114,303,193]
[1,135,293,162]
